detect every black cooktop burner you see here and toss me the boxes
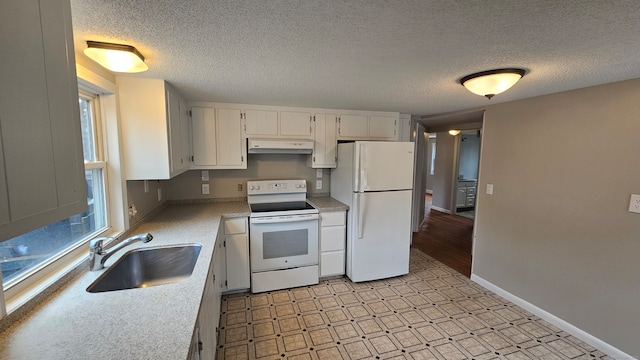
[250,201,316,213]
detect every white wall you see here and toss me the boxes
[474,77,640,356]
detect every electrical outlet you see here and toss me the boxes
[202,184,210,195]
[486,183,494,195]
[316,169,323,178]
[629,194,640,214]
[143,180,149,193]
[157,188,162,201]
[316,180,323,190]
[201,170,209,181]
[237,184,243,191]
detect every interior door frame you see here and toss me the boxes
[411,122,427,233]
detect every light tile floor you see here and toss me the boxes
[217,249,611,359]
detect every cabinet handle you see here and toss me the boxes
[198,341,203,352]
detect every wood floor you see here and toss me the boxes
[411,194,473,277]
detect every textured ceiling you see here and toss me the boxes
[70,0,640,116]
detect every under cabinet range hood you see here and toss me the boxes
[247,138,314,154]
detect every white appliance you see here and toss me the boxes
[247,179,319,293]
[331,141,414,282]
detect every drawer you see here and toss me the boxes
[320,211,345,226]
[321,226,345,251]
[224,218,247,235]
[320,251,345,277]
[465,197,475,207]
[466,186,476,196]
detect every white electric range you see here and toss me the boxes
[247,179,319,293]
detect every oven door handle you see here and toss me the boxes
[250,214,319,224]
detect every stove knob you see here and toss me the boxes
[300,182,306,188]
[295,184,300,188]
[255,185,261,190]
[249,185,255,191]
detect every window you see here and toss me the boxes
[0,93,108,288]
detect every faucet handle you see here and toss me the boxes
[89,238,104,252]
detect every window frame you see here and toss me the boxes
[1,65,126,314]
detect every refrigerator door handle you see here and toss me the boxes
[357,194,366,239]
[359,143,368,191]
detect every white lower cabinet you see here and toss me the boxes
[190,218,243,360]
[319,211,346,277]
[223,218,251,291]
[192,233,224,360]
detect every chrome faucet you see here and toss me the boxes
[89,233,153,271]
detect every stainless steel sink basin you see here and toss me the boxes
[87,244,202,293]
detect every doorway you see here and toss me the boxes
[454,130,481,220]
[410,109,484,277]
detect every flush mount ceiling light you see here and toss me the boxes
[84,41,148,73]
[448,130,461,136]
[459,68,525,99]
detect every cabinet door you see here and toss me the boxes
[320,251,345,277]
[245,109,278,136]
[167,88,183,176]
[369,116,397,139]
[192,107,217,166]
[338,114,368,138]
[180,98,191,169]
[280,111,312,137]
[456,187,467,207]
[399,114,412,142]
[217,108,245,167]
[310,114,337,168]
[0,0,86,241]
[198,262,216,360]
[225,233,250,290]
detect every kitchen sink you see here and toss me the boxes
[87,244,202,293]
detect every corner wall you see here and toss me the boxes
[474,77,640,355]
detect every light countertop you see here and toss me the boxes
[0,197,346,359]
[0,202,249,360]
[307,196,349,212]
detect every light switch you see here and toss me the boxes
[202,184,210,195]
[486,183,494,195]
[629,194,640,214]
[316,169,323,178]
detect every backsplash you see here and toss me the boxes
[167,154,330,201]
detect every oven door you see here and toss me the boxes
[250,213,319,272]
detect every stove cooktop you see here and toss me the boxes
[249,201,316,213]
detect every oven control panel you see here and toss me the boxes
[247,179,307,195]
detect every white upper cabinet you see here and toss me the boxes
[191,107,246,169]
[337,113,398,141]
[243,108,313,139]
[117,78,190,180]
[280,111,313,137]
[0,0,87,242]
[398,114,412,142]
[308,113,337,168]
[244,109,278,136]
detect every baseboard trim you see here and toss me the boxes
[430,206,451,214]
[470,274,634,360]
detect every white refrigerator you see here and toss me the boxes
[331,141,414,282]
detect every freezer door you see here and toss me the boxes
[354,141,414,192]
[348,190,412,282]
